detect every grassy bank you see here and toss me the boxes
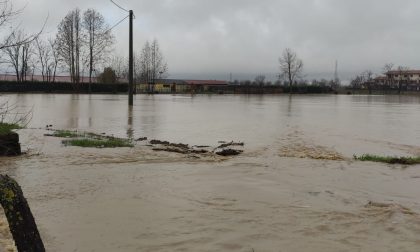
[354,154,420,165]
[0,123,20,136]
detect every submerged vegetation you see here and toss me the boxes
[354,154,420,165]
[0,100,31,135]
[48,129,244,155]
[49,129,133,148]
[52,130,82,138]
[62,138,133,148]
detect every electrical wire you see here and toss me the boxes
[110,0,129,13]
[104,15,129,34]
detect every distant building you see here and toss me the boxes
[135,79,228,93]
[373,70,420,91]
[386,70,420,84]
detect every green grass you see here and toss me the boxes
[51,129,134,148]
[354,154,420,165]
[53,130,82,138]
[0,122,21,135]
[62,138,133,148]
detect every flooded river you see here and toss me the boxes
[1,94,420,251]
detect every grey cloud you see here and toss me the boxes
[6,0,420,80]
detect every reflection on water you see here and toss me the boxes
[1,94,419,150]
[127,106,134,139]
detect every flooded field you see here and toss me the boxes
[1,94,420,251]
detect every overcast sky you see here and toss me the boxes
[7,0,420,81]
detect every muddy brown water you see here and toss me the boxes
[1,94,420,251]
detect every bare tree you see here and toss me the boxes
[254,75,266,86]
[0,1,16,27]
[82,9,114,89]
[34,37,48,81]
[364,70,374,94]
[383,63,394,89]
[136,39,168,92]
[34,37,60,82]
[105,55,129,81]
[47,38,60,82]
[279,48,303,93]
[135,41,150,84]
[0,1,23,50]
[351,74,365,90]
[395,66,409,94]
[383,63,394,73]
[0,1,46,50]
[111,56,127,79]
[350,70,375,93]
[2,30,33,82]
[56,9,83,84]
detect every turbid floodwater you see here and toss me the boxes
[1,94,420,251]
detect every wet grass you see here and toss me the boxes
[0,123,21,135]
[63,138,133,148]
[49,129,134,148]
[354,154,420,165]
[53,130,81,138]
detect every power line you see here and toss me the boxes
[110,0,129,13]
[104,15,129,34]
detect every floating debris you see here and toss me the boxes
[217,141,244,149]
[149,139,244,157]
[152,147,209,155]
[216,149,243,156]
[149,140,189,149]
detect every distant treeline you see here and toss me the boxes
[0,81,127,94]
[0,81,335,94]
[210,84,333,94]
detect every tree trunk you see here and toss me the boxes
[0,175,45,252]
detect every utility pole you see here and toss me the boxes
[128,10,134,106]
[109,1,133,104]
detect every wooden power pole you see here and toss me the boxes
[128,10,134,106]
